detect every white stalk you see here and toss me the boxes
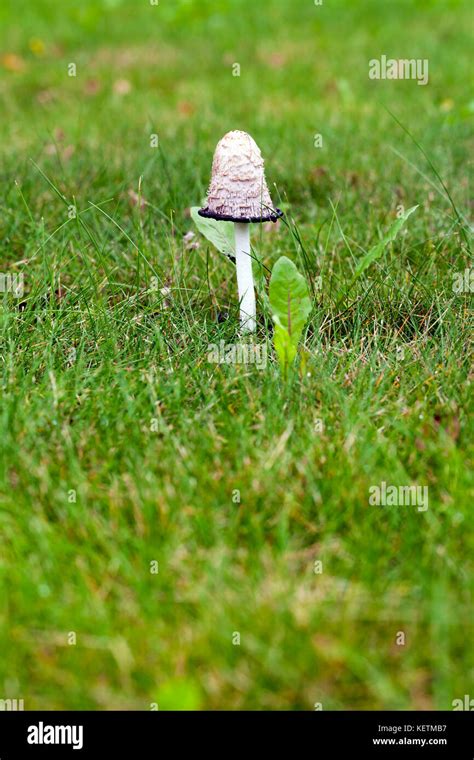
[234,222,256,333]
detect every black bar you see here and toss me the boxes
[0,711,472,757]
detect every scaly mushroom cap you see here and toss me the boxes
[199,130,282,223]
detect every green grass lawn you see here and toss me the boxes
[0,0,472,710]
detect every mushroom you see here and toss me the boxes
[199,130,282,333]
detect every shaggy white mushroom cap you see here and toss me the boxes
[200,130,280,222]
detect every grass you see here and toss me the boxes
[0,0,472,710]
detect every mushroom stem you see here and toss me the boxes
[234,222,256,333]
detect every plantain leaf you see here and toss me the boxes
[190,206,235,258]
[269,256,312,375]
[154,678,203,710]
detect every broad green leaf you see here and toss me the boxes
[353,205,418,279]
[190,206,235,258]
[269,256,312,374]
[273,315,297,369]
[154,678,202,710]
